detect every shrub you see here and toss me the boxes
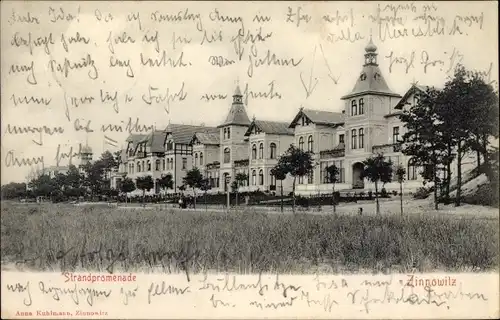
[392,190,398,196]
[380,188,388,198]
[462,182,499,207]
[413,187,431,199]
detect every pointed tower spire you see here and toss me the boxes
[341,39,401,100]
[218,79,251,127]
[233,77,243,103]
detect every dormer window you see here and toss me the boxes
[360,72,367,81]
[374,72,380,80]
[166,140,173,150]
[301,117,305,126]
[351,100,358,116]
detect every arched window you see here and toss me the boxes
[137,161,141,172]
[131,164,134,174]
[308,171,313,184]
[227,127,231,139]
[162,159,166,170]
[252,170,256,185]
[351,100,357,116]
[194,153,198,166]
[259,169,264,185]
[351,129,357,149]
[252,144,257,159]
[223,128,227,139]
[359,98,364,114]
[259,143,264,159]
[200,153,203,165]
[408,159,417,180]
[147,160,151,171]
[299,137,304,150]
[224,148,230,163]
[155,159,160,171]
[359,128,364,149]
[269,143,277,159]
[307,135,313,152]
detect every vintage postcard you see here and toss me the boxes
[1,0,499,319]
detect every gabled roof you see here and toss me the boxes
[139,130,168,153]
[289,108,345,128]
[244,120,294,136]
[394,84,433,109]
[341,40,401,100]
[125,134,147,151]
[126,134,147,144]
[191,130,220,145]
[164,124,217,145]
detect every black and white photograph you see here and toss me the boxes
[1,1,499,318]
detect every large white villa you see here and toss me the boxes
[110,39,476,196]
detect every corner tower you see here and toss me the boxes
[341,39,402,187]
[217,83,251,189]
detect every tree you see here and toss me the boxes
[400,87,446,210]
[1,182,27,200]
[28,174,56,200]
[82,160,106,198]
[183,167,203,209]
[270,163,287,212]
[157,174,174,193]
[199,178,211,211]
[277,145,314,213]
[395,165,406,216]
[234,172,248,206]
[136,175,154,206]
[438,66,499,206]
[325,164,340,214]
[120,177,136,203]
[63,164,85,198]
[100,150,118,180]
[361,154,393,215]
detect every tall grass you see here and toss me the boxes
[1,203,498,274]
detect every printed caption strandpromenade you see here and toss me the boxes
[63,272,137,283]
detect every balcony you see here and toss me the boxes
[206,161,220,170]
[372,143,401,154]
[234,159,249,168]
[319,148,345,159]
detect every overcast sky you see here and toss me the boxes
[1,1,498,184]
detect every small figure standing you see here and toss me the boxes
[178,197,184,209]
[358,207,363,215]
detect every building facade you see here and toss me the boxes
[111,39,477,197]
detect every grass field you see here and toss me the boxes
[1,201,498,274]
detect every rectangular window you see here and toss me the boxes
[182,158,187,170]
[339,134,344,144]
[393,126,400,143]
[307,171,313,184]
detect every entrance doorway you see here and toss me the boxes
[352,162,365,189]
